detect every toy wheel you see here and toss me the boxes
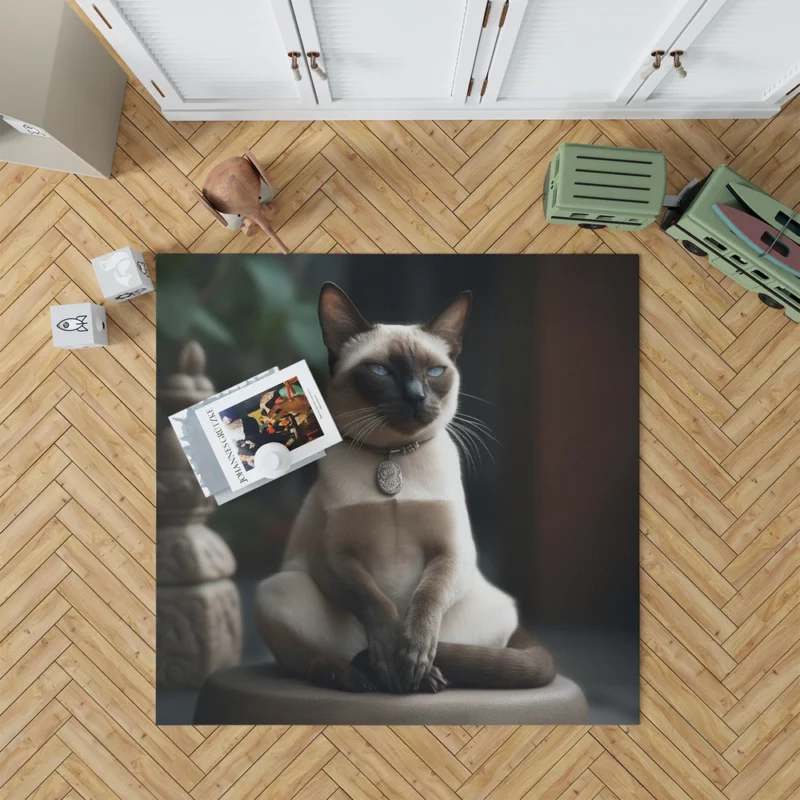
[578,223,606,229]
[682,240,707,257]
[758,293,784,310]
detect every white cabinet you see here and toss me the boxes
[81,0,317,111]
[478,0,706,108]
[631,0,800,107]
[290,0,485,109]
[75,0,800,120]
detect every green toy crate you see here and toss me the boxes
[661,164,800,323]
[544,143,667,231]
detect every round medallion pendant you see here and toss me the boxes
[376,460,403,496]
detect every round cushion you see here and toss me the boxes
[194,663,588,725]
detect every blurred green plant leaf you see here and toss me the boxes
[287,302,326,363]
[157,280,198,339]
[245,257,295,309]
[202,263,235,314]
[253,308,287,345]
[192,305,235,346]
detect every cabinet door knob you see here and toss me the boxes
[307,52,328,81]
[670,50,687,79]
[288,51,302,81]
[640,51,665,81]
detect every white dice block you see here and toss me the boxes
[51,303,108,349]
[91,246,154,302]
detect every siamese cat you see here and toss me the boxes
[255,283,555,693]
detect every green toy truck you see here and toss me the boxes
[543,143,667,232]
[544,143,800,323]
[660,164,800,323]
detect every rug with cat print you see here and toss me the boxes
[155,253,639,725]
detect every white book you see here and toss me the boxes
[169,360,341,504]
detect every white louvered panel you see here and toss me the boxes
[498,0,686,101]
[113,0,297,101]
[309,0,469,101]
[649,0,800,102]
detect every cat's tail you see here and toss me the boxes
[434,628,556,689]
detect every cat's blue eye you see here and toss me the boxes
[368,363,390,376]
[427,366,446,377]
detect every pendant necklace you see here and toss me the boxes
[341,437,425,496]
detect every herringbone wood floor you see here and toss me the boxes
[2,64,800,799]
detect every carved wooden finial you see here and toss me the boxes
[178,338,207,376]
[158,340,216,475]
[160,340,215,415]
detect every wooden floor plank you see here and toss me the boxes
[400,121,469,174]
[329,121,469,246]
[723,563,800,663]
[121,84,202,176]
[0,228,68,314]
[364,120,469,210]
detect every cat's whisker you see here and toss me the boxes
[446,424,467,470]
[447,422,476,473]
[454,417,490,441]
[344,413,387,456]
[340,412,376,429]
[452,420,495,464]
[342,414,381,448]
[458,391,492,405]
[357,416,383,442]
[340,414,380,437]
[450,420,490,466]
[454,416,494,436]
[454,409,493,425]
[334,407,376,419]
[453,426,477,474]
[345,414,380,437]
[453,414,501,445]
[455,410,492,426]
[459,428,484,468]
[352,416,385,453]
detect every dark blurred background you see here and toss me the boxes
[156,253,639,724]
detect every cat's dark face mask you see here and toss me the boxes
[318,282,470,444]
[349,343,455,432]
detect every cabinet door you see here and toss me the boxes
[77,0,317,112]
[289,0,486,108]
[479,0,705,109]
[633,0,800,108]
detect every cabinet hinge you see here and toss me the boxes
[480,78,488,97]
[482,1,492,27]
[499,0,509,27]
[467,78,474,97]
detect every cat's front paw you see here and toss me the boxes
[365,624,404,693]
[419,665,448,693]
[396,626,439,692]
[307,656,377,692]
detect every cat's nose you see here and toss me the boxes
[402,378,426,408]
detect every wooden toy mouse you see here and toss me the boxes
[197,149,289,254]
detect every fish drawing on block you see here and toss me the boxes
[57,315,89,332]
[712,204,800,278]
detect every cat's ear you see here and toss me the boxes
[318,282,371,353]
[424,291,472,357]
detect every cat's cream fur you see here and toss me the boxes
[255,284,554,692]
